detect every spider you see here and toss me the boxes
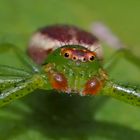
[0,24,140,107]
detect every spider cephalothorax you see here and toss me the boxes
[42,45,107,95]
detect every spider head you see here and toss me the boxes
[43,45,103,94]
[44,45,100,66]
[60,45,96,63]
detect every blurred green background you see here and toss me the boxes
[0,0,140,140]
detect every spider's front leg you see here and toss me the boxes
[0,43,52,107]
[92,22,140,70]
[0,66,51,107]
[101,81,140,107]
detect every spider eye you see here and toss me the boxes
[86,52,96,62]
[72,56,78,61]
[82,57,86,62]
[64,53,69,58]
[89,55,95,61]
[61,49,72,59]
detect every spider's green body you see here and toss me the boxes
[44,45,104,95]
[0,25,140,107]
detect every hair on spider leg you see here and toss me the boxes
[0,77,28,92]
[0,74,44,107]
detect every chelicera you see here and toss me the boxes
[0,24,140,107]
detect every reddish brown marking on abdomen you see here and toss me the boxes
[83,77,103,95]
[40,25,98,44]
[48,72,68,92]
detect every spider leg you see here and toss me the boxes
[104,49,140,70]
[0,78,25,91]
[0,64,33,91]
[91,22,140,70]
[0,74,49,107]
[100,81,140,107]
[0,65,31,77]
[0,43,39,72]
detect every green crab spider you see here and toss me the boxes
[0,25,140,107]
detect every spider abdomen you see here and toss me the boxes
[28,25,103,64]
